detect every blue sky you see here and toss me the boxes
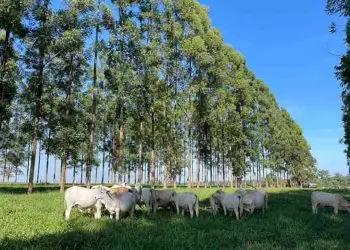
[199,0,348,175]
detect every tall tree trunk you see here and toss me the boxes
[60,153,67,192]
[216,150,220,188]
[137,122,143,184]
[3,148,7,182]
[28,0,49,194]
[86,19,99,189]
[118,123,124,183]
[60,54,74,193]
[150,111,155,187]
[53,156,57,184]
[36,141,41,183]
[15,166,18,183]
[209,142,213,186]
[73,163,76,184]
[26,144,30,182]
[108,150,111,184]
[101,130,106,184]
[95,165,98,184]
[196,149,200,188]
[45,130,51,184]
[80,153,83,185]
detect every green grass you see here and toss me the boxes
[1,185,350,250]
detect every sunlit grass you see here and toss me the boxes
[1,185,350,249]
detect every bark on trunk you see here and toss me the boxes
[137,122,143,184]
[45,130,50,184]
[53,156,57,184]
[60,54,74,193]
[28,0,49,195]
[196,150,200,188]
[36,141,41,183]
[86,21,99,189]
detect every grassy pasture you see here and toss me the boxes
[0,185,350,249]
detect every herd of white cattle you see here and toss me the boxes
[63,184,350,221]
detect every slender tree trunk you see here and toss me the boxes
[118,123,124,183]
[15,166,18,183]
[101,130,106,184]
[108,150,111,184]
[36,141,41,183]
[216,150,220,188]
[95,165,98,184]
[196,150,200,188]
[45,130,51,184]
[86,20,99,189]
[28,0,49,194]
[210,142,213,186]
[150,111,155,187]
[80,153,83,185]
[3,148,7,182]
[60,153,67,192]
[73,164,76,184]
[60,54,74,193]
[137,122,143,184]
[53,156,57,184]
[26,144,30,183]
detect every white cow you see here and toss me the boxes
[139,188,156,214]
[212,190,242,220]
[103,192,138,220]
[152,190,176,213]
[64,186,111,220]
[170,192,199,218]
[311,191,350,215]
[236,189,268,214]
[210,195,220,216]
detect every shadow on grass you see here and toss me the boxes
[1,188,350,249]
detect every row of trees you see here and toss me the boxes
[0,0,316,193]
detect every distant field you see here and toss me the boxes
[1,185,350,249]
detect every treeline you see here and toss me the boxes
[0,0,316,193]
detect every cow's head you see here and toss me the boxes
[169,191,177,203]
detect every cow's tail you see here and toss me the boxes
[194,194,199,217]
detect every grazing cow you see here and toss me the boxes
[139,187,156,214]
[170,192,199,218]
[64,186,111,220]
[102,192,138,220]
[152,190,176,213]
[212,190,242,220]
[235,189,268,214]
[210,194,222,216]
[311,191,350,215]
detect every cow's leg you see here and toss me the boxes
[65,205,72,220]
[94,202,102,219]
[153,201,158,214]
[234,207,239,220]
[223,206,227,216]
[312,203,317,214]
[130,205,135,218]
[176,202,180,215]
[334,205,338,215]
[189,207,193,218]
[115,208,121,221]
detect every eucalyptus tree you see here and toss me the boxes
[50,0,93,192]
[25,0,57,194]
